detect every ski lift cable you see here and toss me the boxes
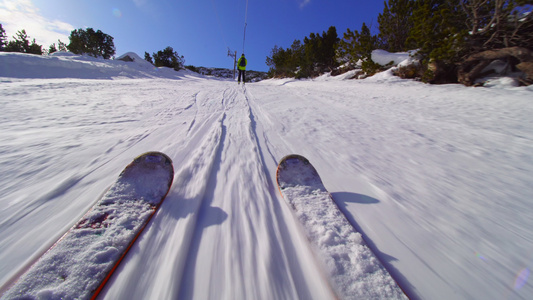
[242,0,248,54]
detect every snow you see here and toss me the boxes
[0,52,193,79]
[371,49,413,66]
[1,51,533,300]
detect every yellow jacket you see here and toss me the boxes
[237,56,247,70]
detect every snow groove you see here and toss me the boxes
[169,84,336,299]
[243,87,278,177]
[157,114,227,298]
[177,112,228,298]
[185,92,199,135]
[239,86,339,299]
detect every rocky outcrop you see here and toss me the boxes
[458,47,533,86]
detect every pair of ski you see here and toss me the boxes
[1,153,405,299]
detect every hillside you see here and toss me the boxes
[1,52,532,300]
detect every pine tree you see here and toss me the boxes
[144,51,153,64]
[152,46,185,71]
[0,24,7,51]
[67,28,115,59]
[408,0,468,63]
[337,23,378,68]
[266,45,294,77]
[358,23,379,59]
[49,43,58,54]
[4,29,42,54]
[289,39,304,73]
[378,0,415,52]
[27,39,43,55]
[300,27,339,77]
[266,26,339,78]
[403,0,468,82]
[337,28,358,67]
[302,33,319,77]
[57,40,68,52]
[320,26,340,72]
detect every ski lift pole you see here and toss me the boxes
[228,48,237,79]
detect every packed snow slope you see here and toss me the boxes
[1,52,533,299]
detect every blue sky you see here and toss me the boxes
[1,0,385,71]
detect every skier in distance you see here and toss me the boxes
[237,53,247,84]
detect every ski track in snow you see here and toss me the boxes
[1,54,533,300]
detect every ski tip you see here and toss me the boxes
[277,154,310,168]
[133,151,173,166]
[124,151,174,180]
[276,154,314,184]
[276,154,325,192]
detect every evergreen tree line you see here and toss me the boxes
[266,26,340,78]
[0,25,47,55]
[1,24,185,71]
[0,24,116,58]
[266,0,533,83]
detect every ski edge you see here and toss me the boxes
[90,151,174,299]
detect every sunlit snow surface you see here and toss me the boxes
[1,52,533,300]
